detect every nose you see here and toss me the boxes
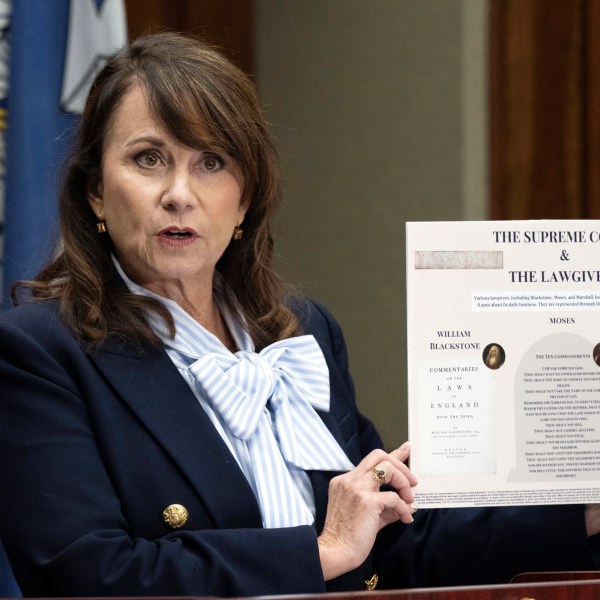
[160,169,197,212]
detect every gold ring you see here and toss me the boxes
[369,466,387,485]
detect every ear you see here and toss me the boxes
[87,177,104,217]
[238,196,250,225]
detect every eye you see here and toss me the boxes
[202,154,224,172]
[135,150,163,168]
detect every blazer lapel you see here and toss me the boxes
[89,340,263,529]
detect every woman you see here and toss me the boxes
[1,33,599,597]
[0,32,415,597]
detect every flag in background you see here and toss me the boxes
[0,0,11,307]
[0,0,127,594]
[0,0,127,307]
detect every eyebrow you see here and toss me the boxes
[125,135,167,148]
[125,135,215,153]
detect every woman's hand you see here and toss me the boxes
[317,441,417,581]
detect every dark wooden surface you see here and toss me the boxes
[7,576,600,600]
[511,571,600,583]
[248,577,600,599]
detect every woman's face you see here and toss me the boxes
[88,84,246,294]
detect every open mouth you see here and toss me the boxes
[158,227,197,244]
[163,230,193,238]
[159,227,196,237]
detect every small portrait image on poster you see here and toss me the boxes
[593,342,600,367]
[483,343,505,370]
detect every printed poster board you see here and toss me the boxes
[406,220,600,507]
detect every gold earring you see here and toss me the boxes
[96,216,107,234]
[233,225,243,240]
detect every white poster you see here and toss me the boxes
[407,220,600,507]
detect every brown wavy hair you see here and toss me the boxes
[16,32,301,351]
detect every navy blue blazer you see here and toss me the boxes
[0,297,598,596]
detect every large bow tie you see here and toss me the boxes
[112,258,354,526]
[188,335,352,471]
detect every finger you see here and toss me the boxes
[368,460,415,505]
[360,446,410,477]
[388,458,417,487]
[389,441,411,464]
[360,447,417,489]
[367,464,387,486]
[386,467,415,505]
[358,448,389,471]
[358,448,417,490]
[384,455,417,488]
[388,442,418,487]
[377,490,415,525]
